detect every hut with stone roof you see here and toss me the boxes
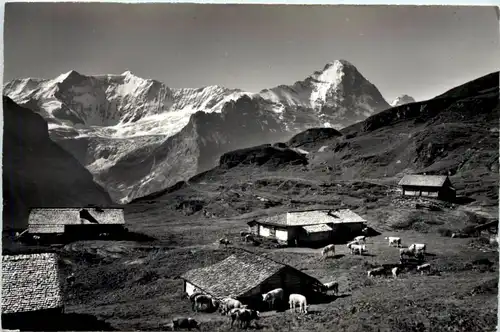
[2,253,64,326]
[398,174,456,201]
[180,250,323,310]
[27,206,126,238]
[247,209,366,246]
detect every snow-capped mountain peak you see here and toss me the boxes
[4,61,392,203]
[390,94,416,107]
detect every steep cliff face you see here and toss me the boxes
[4,60,391,203]
[2,96,113,229]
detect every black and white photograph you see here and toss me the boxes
[1,3,499,331]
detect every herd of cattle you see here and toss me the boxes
[169,231,432,330]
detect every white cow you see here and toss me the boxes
[321,244,335,258]
[219,297,245,315]
[289,294,308,314]
[384,236,402,247]
[417,263,431,275]
[409,243,426,254]
[262,288,284,310]
[354,235,366,243]
[322,281,339,295]
[349,244,366,255]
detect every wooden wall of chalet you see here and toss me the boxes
[402,185,456,202]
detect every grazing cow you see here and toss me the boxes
[399,248,413,260]
[392,267,399,278]
[219,238,231,248]
[240,231,250,237]
[219,297,245,315]
[349,244,366,255]
[417,263,431,275]
[193,294,215,312]
[172,317,200,331]
[262,288,284,310]
[384,236,402,247]
[409,243,426,254]
[347,240,360,248]
[232,309,260,329]
[367,267,385,277]
[289,294,308,314]
[322,281,339,295]
[354,235,366,243]
[244,234,254,243]
[321,244,335,258]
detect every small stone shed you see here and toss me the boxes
[27,207,126,236]
[2,253,64,326]
[247,209,366,246]
[398,174,456,201]
[180,250,323,309]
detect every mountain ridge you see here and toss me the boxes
[4,60,391,203]
[130,71,499,209]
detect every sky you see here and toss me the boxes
[3,4,499,102]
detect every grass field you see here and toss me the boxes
[57,180,498,332]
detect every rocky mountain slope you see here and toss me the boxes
[131,71,499,219]
[2,96,113,230]
[4,60,390,203]
[390,94,416,107]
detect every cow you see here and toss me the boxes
[244,234,254,243]
[193,294,216,312]
[417,263,431,275]
[349,244,366,255]
[240,231,250,237]
[354,235,366,243]
[321,244,335,258]
[321,281,339,295]
[219,238,231,248]
[408,243,426,254]
[289,294,308,314]
[171,317,200,331]
[384,236,402,247]
[219,297,245,315]
[399,248,413,262]
[367,267,385,277]
[231,309,260,329]
[262,288,284,310]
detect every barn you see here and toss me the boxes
[398,174,456,201]
[26,207,126,238]
[180,250,323,310]
[2,253,64,329]
[247,209,366,246]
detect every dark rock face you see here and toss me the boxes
[287,128,343,148]
[2,96,113,230]
[219,144,308,169]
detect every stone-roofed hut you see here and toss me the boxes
[27,207,126,237]
[180,250,323,310]
[398,174,456,201]
[247,209,366,247]
[2,253,64,326]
